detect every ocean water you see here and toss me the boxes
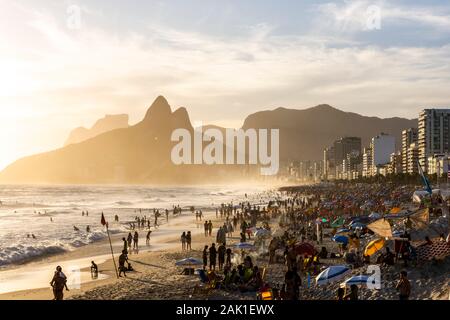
[0,184,268,267]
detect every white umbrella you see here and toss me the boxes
[254,228,271,238]
[316,266,351,286]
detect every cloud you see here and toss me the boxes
[1,1,450,169]
[314,0,450,33]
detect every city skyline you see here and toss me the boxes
[1,0,450,170]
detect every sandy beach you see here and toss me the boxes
[1,183,449,301]
[0,208,228,300]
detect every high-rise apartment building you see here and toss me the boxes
[418,109,450,171]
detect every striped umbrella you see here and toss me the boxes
[316,265,351,286]
[340,275,370,287]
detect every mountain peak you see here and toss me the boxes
[143,96,172,122]
[310,104,339,112]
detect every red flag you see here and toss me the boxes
[101,212,107,226]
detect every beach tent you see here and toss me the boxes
[175,257,203,266]
[332,235,349,245]
[340,275,370,287]
[364,238,385,256]
[316,265,351,286]
[367,219,393,238]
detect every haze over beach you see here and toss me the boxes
[0,0,449,305]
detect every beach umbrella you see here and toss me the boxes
[175,257,203,266]
[336,228,351,234]
[235,242,255,250]
[364,238,385,257]
[316,265,351,286]
[332,235,349,245]
[369,212,382,220]
[350,222,366,229]
[331,217,344,228]
[340,275,370,287]
[254,228,271,238]
[294,242,316,256]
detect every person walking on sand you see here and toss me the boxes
[218,243,226,271]
[396,271,411,300]
[133,231,139,251]
[203,245,208,270]
[186,231,192,251]
[209,243,217,271]
[127,232,133,253]
[204,221,209,237]
[226,248,233,267]
[50,266,69,300]
[122,237,128,254]
[146,230,152,246]
[118,250,128,277]
[181,232,187,251]
[208,221,213,236]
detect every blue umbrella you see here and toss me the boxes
[340,275,370,287]
[332,235,349,245]
[316,265,351,285]
[175,257,203,266]
[350,222,366,229]
[235,242,255,250]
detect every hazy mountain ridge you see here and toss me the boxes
[64,114,130,146]
[0,97,250,184]
[242,104,418,161]
[0,98,417,184]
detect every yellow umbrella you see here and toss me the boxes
[364,238,385,256]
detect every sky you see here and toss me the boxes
[1,0,450,170]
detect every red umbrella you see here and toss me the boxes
[294,242,317,256]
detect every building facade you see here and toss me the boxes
[402,128,418,174]
[418,109,450,172]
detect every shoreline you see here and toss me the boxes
[0,208,225,299]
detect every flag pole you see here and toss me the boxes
[102,213,119,279]
[106,223,119,279]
